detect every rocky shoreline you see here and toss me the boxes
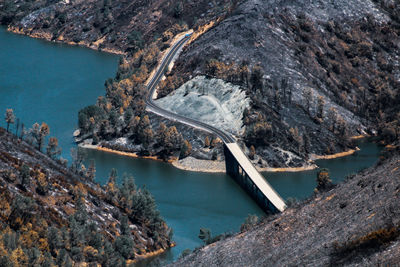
[79,143,367,174]
[172,156,226,173]
[7,26,126,55]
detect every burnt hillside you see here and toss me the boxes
[2,0,399,168]
[0,0,236,54]
[165,0,400,167]
[173,153,400,266]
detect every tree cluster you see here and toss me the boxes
[0,158,170,266]
[104,170,170,242]
[3,109,63,162]
[77,44,190,160]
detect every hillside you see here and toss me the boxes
[172,152,400,266]
[165,0,400,167]
[0,127,172,266]
[0,0,236,54]
[1,0,399,168]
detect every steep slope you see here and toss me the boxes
[0,0,235,54]
[173,153,400,266]
[164,0,400,167]
[0,127,172,266]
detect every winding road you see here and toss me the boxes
[145,34,235,144]
[145,33,286,212]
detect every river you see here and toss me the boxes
[0,27,382,265]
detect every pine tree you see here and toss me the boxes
[240,215,259,232]
[19,164,30,189]
[5,109,15,133]
[86,159,96,182]
[317,95,325,120]
[156,123,167,145]
[180,140,192,158]
[204,136,210,147]
[105,169,118,201]
[46,137,61,159]
[249,145,256,160]
[119,216,130,236]
[328,107,338,133]
[315,168,333,193]
[198,228,211,244]
[38,123,50,151]
[304,87,313,115]
[29,122,50,151]
[114,235,134,260]
[164,126,183,154]
[47,227,62,254]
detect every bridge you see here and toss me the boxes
[145,33,286,213]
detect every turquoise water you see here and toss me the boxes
[266,140,382,200]
[83,149,263,264]
[0,27,382,264]
[0,27,119,157]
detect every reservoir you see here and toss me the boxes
[0,27,382,264]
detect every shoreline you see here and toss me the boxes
[350,134,367,140]
[259,164,318,172]
[310,147,360,160]
[7,26,125,55]
[81,143,361,174]
[131,243,176,264]
[80,143,176,163]
[171,157,226,173]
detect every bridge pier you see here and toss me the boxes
[224,144,280,214]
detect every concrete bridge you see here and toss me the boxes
[224,143,286,213]
[146,33,286,213]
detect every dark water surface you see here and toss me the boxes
[0,27,382,264]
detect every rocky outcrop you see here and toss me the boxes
[172,154,400,266]
[155,76,250,136]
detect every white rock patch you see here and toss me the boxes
[155,76,250,136]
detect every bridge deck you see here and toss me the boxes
[225,143,286,212]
